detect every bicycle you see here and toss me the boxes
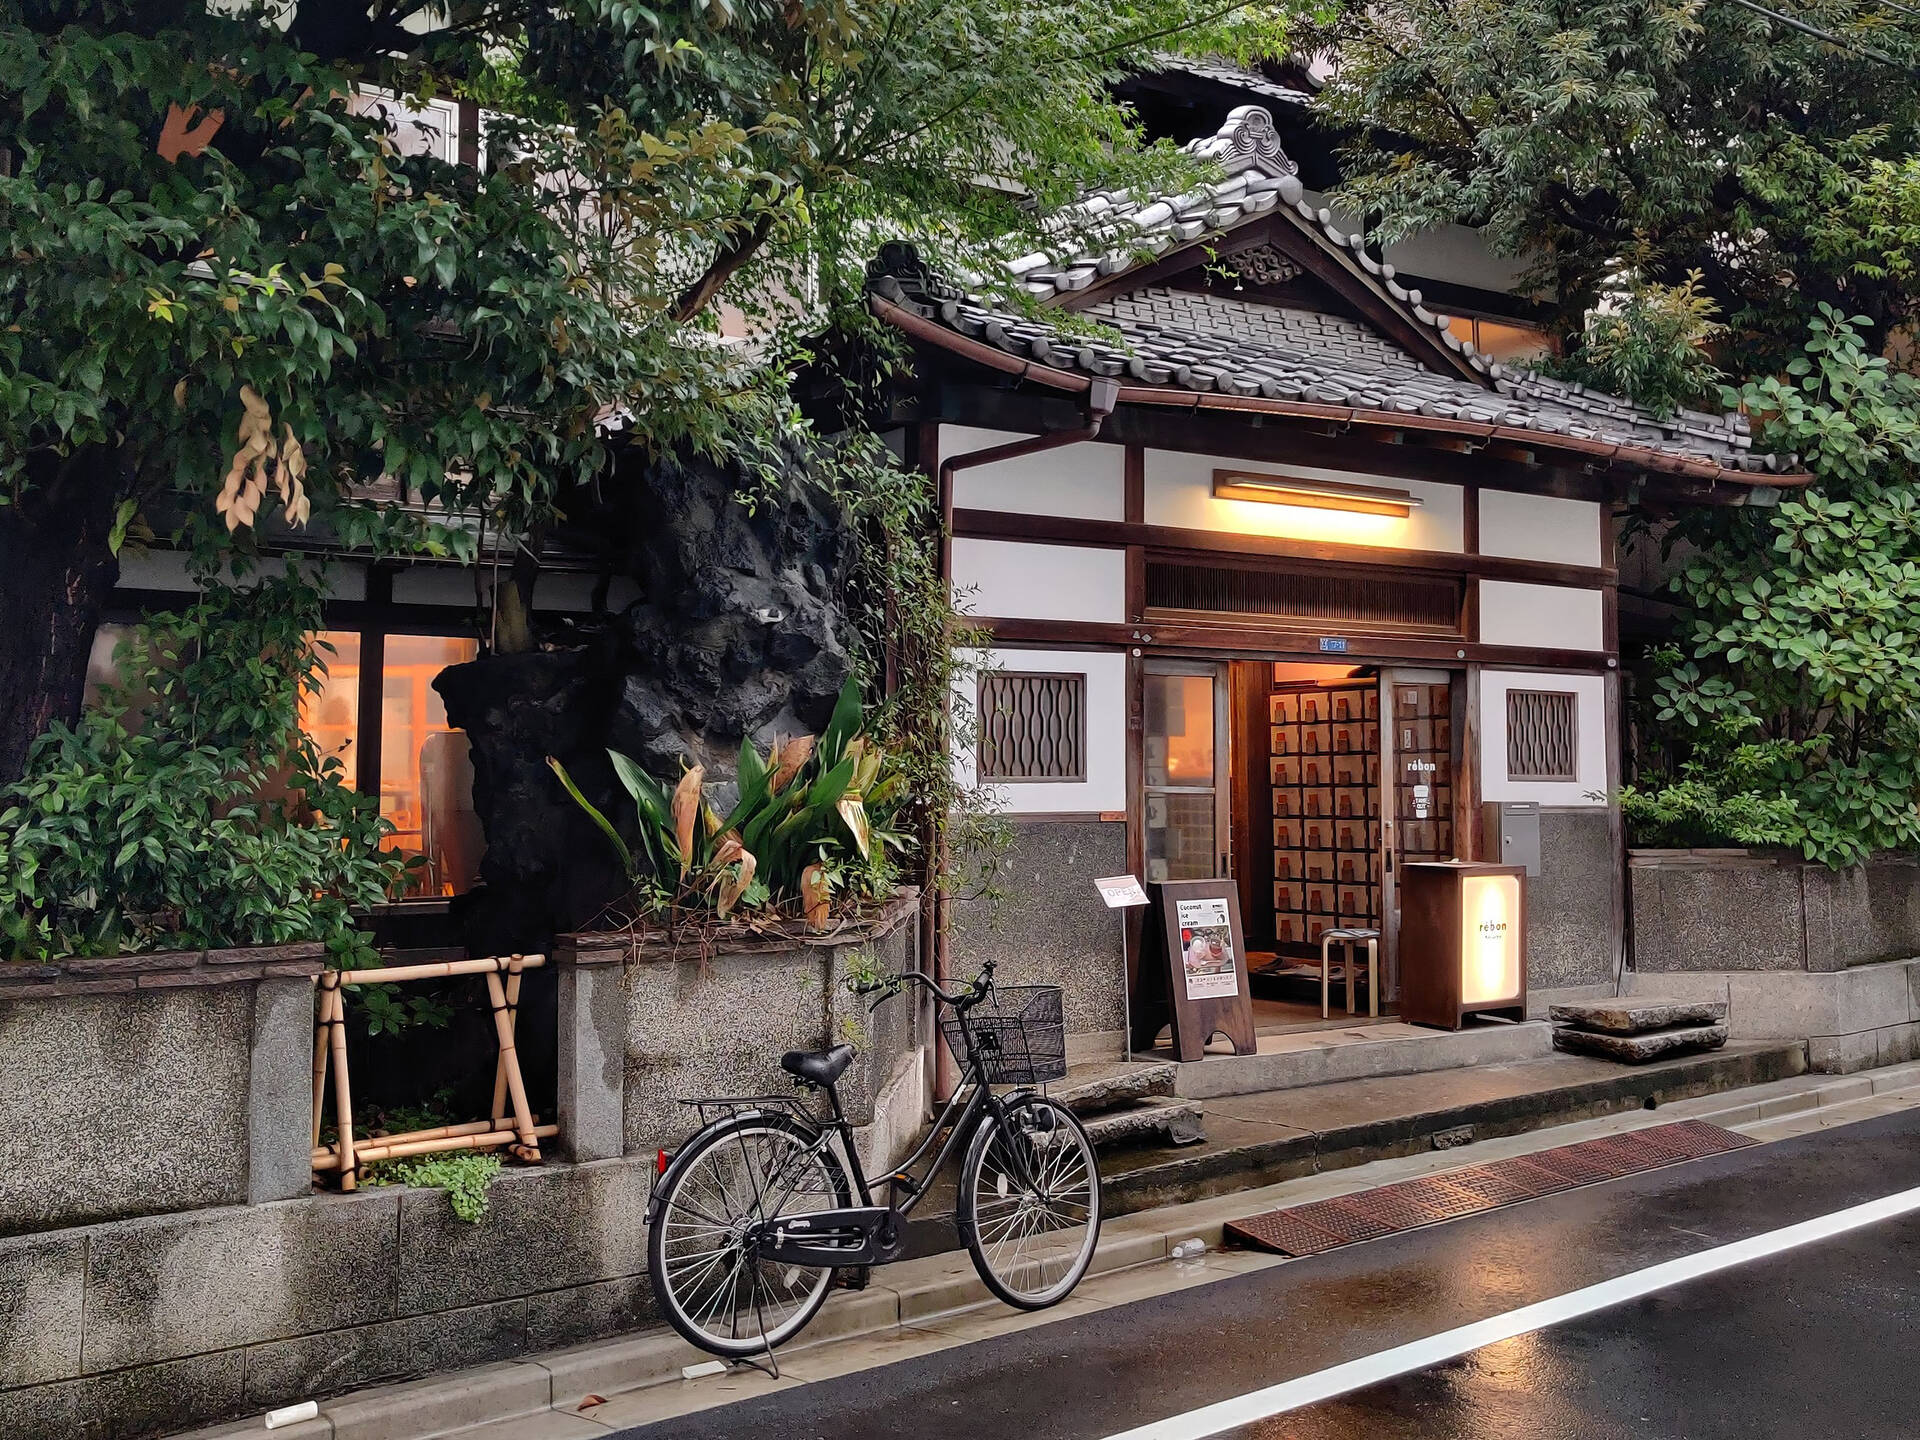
[645,958,1103,1361]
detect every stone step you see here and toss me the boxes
[1083,1096,1206,1151]
[1054,1060,1179,1117]
[1549,998,1728,1036]
[1553,1023,1730,1063]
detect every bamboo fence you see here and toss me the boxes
[310,954,554,1191]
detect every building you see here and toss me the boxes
[864,99,1805,1057]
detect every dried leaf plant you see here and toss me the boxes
[548,678,909,934]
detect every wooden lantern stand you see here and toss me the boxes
[311,953,560,1191]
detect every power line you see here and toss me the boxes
[1722,0,1909,68]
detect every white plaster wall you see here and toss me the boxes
[952,647,1127,815]
[1477,580,1605,651]
[1301,190,1528,296]
[1479,670,1609,807]
[1143,450,1465,552]
[950,538,1126,623]
[1479,491,1603,568]
[117,549,367,601]
[939,425,1126,521]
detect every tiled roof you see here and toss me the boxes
[1145,55,1317,110]
[866,107,1798,479]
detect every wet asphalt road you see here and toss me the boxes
[614,1108,1920,1440]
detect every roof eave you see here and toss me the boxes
[868,293,1810,496]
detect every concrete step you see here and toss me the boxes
[1554,1023,1730,1063]
[1055,1059,1178,1116]
[1083,1096,1206,1151]
[1167,1019,1555,1101]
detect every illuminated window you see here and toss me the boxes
[1447,315,1555,363]
[301,631,485,897]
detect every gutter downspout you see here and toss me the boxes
[927,376,1121,1101]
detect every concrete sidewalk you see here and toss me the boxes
[177,1057,1920,1440]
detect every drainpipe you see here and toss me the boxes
[926,377,1121,1101]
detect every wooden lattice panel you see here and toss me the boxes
[978,672,1086,781]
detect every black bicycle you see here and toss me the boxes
[645,959,1102,1359]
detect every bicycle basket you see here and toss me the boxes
[941,984,1067,1085]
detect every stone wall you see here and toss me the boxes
[555,891,924,1161]
[1525,808,1618,991]
[948,818,1127,1042]
[1630,852,1920,974]
[1625,852,1920,1072]
[0,945,322,1236]
[0,1157,657,1440]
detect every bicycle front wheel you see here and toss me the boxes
[647,1113,849,1357]
[958,1095,1102,1310]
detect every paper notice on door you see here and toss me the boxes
[1175,897,1239,1000]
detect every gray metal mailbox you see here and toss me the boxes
[1494,801,1541,877]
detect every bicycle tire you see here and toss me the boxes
[956,1094,1102,1310]
[647,1111,851,1357]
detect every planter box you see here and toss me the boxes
[0,944,326,1236]
[554,890,924,1164]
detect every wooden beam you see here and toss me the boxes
[950,508,1616,588]
[977,615,1614,672]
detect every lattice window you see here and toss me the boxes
[1506,690,1579,781]
[978,673,1086,782]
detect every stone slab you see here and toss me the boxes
[1548,999,1727,1035]
[1552,1023,1730,1063]
[1171,1021,1555,1100]
[81,1190,402,1371]
[242,1300,530,1414]
[394,1159,650,1316]
[249,977,319,1204]
[1057,1061,1178,1115]
[0,986,255,1234]
[555,961,625,1163]
[0,1350,245,1440]
[0,1228,84,1387]
[1084,1098,1205,1150]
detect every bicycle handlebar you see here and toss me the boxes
[858,959,996,1011]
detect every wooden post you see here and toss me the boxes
[485,963,541,1162]
[326,980,358,1190]
[490,955,523,1126]
[311,971,336,1149]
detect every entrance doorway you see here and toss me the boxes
[1138,656,1464,1041]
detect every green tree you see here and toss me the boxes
[1,0,1306,786]
[1635,307,1920,865]
[1309,0,1920,351]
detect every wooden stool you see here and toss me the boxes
[1319,928,1381,1019]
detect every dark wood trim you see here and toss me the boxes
[951,508,1615,588]
[930,386,1621,501]
[1124,445,1145,524]
[979,615,1613,672]
[1462,481,1481,555]
[1125,546,1146,625]
[1124,646,1146,1029]
[1457,666,1485,861]
[456,99,481,170]
[1605,667,1627,986]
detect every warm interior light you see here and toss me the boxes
[1213,469,1422,518]
[1459,873,1521,1004]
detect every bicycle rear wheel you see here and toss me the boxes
[648,1112,849,1357]
[957,1094,1101,1310]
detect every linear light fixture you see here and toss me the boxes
[1213,469,1423,518]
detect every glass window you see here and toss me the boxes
[1447,315,1555,364]
[298,631,484,898]
[1144,673,1215,787]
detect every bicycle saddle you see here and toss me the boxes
[781,1044,855,1087]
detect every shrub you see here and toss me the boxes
[0,568,408,960]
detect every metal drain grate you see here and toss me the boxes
[1224,1120,1755,1257]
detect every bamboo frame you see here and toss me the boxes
[311,954,551,1190]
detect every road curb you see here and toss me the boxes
[175,1060,1920,1440]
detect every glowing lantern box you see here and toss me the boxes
[1398,861,1527,1030]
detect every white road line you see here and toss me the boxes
[1106,1183,1920,1440]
